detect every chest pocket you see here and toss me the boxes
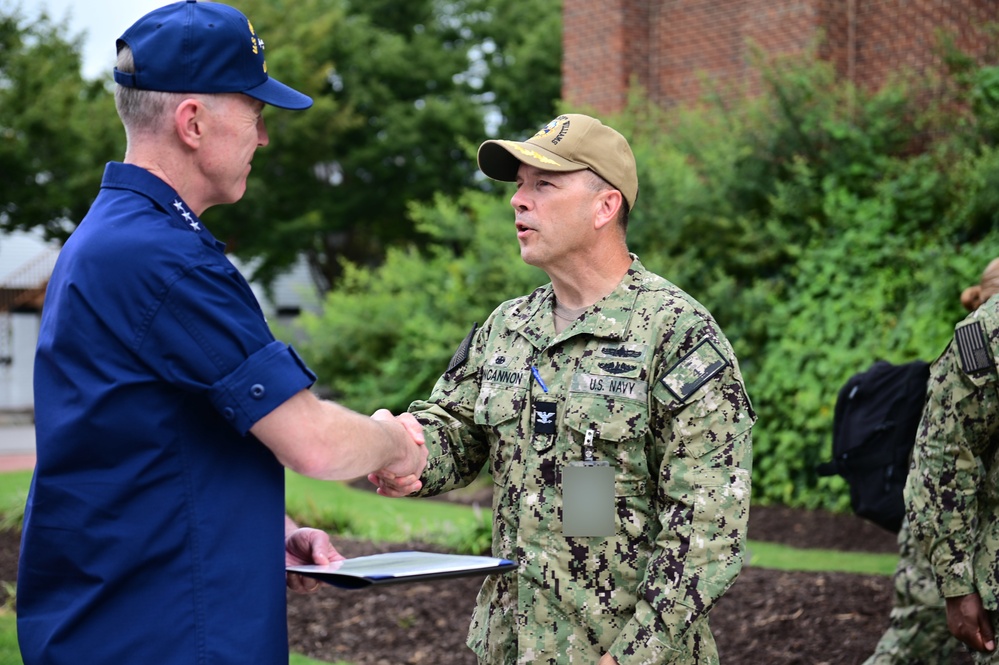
[563,366,650,481]
[473,386,524,428]
[473,366,530,482]
[472,363,530,428]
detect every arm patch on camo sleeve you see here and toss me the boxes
[447,322,478,374]
[956,320,992,375]
[659,338,729,402]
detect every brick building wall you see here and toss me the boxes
[563,0,999,115]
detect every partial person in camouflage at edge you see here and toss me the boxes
[904,257,999,662]
[371,113,755,664]
[863,260,999,665]
[862,521,964,665]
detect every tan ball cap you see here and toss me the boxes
[477,114,638,209]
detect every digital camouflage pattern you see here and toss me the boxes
[409,257,755,664]
[862,519,961,665]
[905,295,999,662]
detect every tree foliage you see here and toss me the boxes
[598,48,999,509]
[457,0,564,137]
[0,3,122,240]
[200,0,562,291]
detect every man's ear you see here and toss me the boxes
[593,188,623,231]
[174,98,206,149]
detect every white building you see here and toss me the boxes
[0,231,57,415]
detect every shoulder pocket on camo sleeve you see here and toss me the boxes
[653,338,753,464]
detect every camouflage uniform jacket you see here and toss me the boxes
[409,257,755,664]
[905,296,999,608]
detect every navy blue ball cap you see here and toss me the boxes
[113,0,312,110]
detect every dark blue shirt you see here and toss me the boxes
[18,163,317,664]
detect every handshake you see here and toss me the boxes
[368,408,428,498]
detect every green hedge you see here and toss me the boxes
[295,43,999,511]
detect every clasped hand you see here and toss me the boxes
[369,409,427,497]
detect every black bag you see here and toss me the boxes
[816,359,930,533]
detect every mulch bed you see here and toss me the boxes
[0,502,976,664]
[284,503,971,665]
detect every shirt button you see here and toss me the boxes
[250,384,266,399]
[223,407,235,420]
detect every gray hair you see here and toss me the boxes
[114,45,199,135]
[583,169,630,231]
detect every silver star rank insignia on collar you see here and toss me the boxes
[172,199,200,231]
[181,210,200,231]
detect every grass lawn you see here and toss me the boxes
[0,612,19,664]
[0,470,897,664]
[747,539,897,575]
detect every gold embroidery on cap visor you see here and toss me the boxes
[510,143,562,167]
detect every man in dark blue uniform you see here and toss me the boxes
[16,2,427,664]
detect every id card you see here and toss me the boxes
[562,461,615,537]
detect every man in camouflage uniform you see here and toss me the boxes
[904,277,999,661]
[863,520,964,664]
[372,114,755,664]
[865,261,999,664]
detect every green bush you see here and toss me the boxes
[296,42,999,511]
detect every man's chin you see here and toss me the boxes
[520,249,540,267]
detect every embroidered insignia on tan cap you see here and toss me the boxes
[476,114,639,209]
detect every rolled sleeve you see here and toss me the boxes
[208,341,316,434]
